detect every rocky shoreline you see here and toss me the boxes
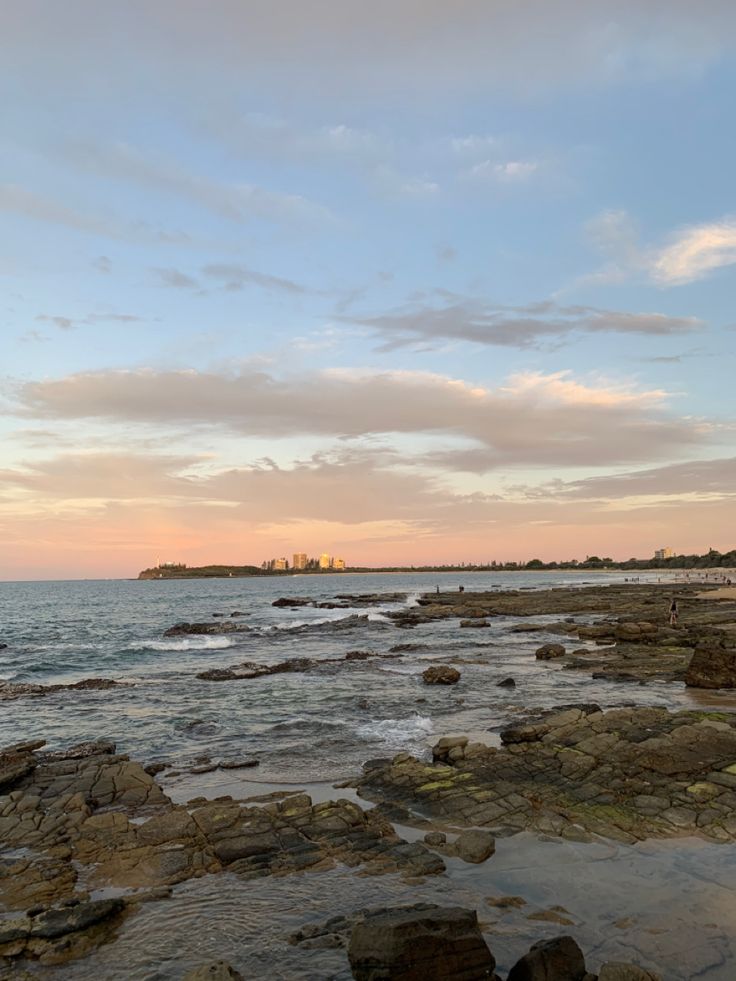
[2,581,736,978]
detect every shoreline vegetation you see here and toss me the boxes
[137,547,736,579]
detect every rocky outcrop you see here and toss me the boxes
[685,645,736,688]
[197,649,400,681]
[0,679,126,701]
[506,935,587,981]
[357,706,736,844]
[164,622,247,636]
[451,829,495,864]
[535,643,566,660]
[347,905,496,981]
[422,666,461,685]
[0,740,445,968]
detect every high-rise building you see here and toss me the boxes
[654,547,674,560]
[273,557,288,570]
[292,552,307,570]
[319,553,331,569]
[332,557,346,570]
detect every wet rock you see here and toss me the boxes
[424,831,447,846]
[535,643,566,660]
[0,679,126,701]
[184,961,244,980]
[164,622,246,636]
[460,619,490,628]
[685,645,736,688]
[28,898,125,940]
[452,829,495,864]
[497,677,516,688]
[217,758,260,770]
[507,935,587,981]
[272,597,312,607]
[598,964,662,981]
[356,706,736,844]
[390,643,430,653]
[347,904,495,981]
[422,665,461,685]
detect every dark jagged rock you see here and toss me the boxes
[347,905,495,981]
[422,665,461,685]
[0,679,126,701]
[685,645,736,688]
[535,643,566,660]
[506,935,587,981]
[272,597,312,607]
[164,621,247,636]
[497,677,516,687]
[197,649,399,681]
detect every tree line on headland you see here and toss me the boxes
[137,548,736,579]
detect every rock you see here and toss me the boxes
[422,665,461,685]
[218,759,260,770]
[535,644,566,660]
[184,962,244,980]
[452,829,495,864]
[598,963,662,981]
[423,832,447,846]
[460,619,490,628]
[497,677,516,688]
[164,622,246,636]
[507,935,587,981]
[272,597,312,607]
[685,646,736,688]
[347,905,495,980]
[28,898,125,940]
[0,642,7,649]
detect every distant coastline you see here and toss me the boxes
[137,548,736,579]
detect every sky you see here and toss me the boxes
[2,1,736,579]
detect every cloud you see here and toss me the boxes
[585,210,736,286]
[201,264,309,295]
[340,295,703,350]
[153,268,200,290]
[93,255,111,274]
[0,183,192,244]
[522,456,736,502]
[7,2,736,102]
[652,218,736,285]
[60,140,333,227]
[35,312,144,330]
[465,159,539,181]
[13,366,706,471]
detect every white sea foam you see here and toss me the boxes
[355,713,433,745]
[141,637,236,652]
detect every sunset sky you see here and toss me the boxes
[2,2,736,579]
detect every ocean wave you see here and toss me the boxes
[354,713,433,745]
[140,637,236,652]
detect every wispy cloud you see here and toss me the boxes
[0,183,192,244]
[35,312,144,330]
[60,140,334,227]
[584,210,736,286]
[340,295,703,350]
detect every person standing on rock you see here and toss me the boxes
[669,598,679,626]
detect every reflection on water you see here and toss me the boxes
[44,834,735,980]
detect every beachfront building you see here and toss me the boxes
[332,557,346,570]
[655,547,674,560]
[318,553,331,569]
[292,552,307,570]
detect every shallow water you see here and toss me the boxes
[0,571,724,779]
[2,571,735,978]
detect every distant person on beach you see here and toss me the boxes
[436,585,440,594]
[669,599,679,626]
[459,585,465,593]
